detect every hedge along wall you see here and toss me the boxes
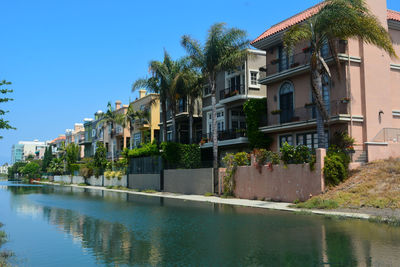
[223,149,326,202]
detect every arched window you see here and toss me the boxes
[279,82,294,123]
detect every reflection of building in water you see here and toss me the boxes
[7,185,400,266]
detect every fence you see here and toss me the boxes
[128,156,163,174]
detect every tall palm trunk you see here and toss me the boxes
[171,112,176,142]
[161,100,168,142]
[188,99,194,144]
[211,78,218,176]
[312,69,326,148]
[129,122,133,149]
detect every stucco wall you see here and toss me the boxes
[164,168,214,195]
[128,174,160,191]
[87,176,103,186]
[366,143,400,162]
[225,149,325,202]
[104,175,127,187]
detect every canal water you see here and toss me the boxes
[1,181,400,266]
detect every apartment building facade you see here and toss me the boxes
[201,49,267,157]
[65,123,85,158]
[130,90,160,148]
[251,0,400,162]
[159,95,202,144]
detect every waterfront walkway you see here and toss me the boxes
[36,181,373,220]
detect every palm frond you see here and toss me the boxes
[283,22,313,51]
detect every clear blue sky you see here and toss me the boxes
[1,0,399,165]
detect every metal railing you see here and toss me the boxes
[372,128,400,143]
[219,85,245,100]
[264,100,348,127]
[202,128,247,142]
[259,41,347,80]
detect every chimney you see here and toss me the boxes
[139,89,147,99]
[115,100,122,110]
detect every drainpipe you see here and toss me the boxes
[346,41,353,139]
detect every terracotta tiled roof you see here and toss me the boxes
[49,136,66,144]
[252,3,400,45]
[388,9,400,22]
[251,3,323,45]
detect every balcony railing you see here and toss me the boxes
[259,41,347,80]
[219,85,245,100]
[264,100,348,127]
[202,128,247,142]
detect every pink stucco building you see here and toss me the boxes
[252,0,400,163]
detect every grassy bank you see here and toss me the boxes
[297,158,400,210]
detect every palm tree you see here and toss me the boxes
[174,68,204,143]
[283,0,396,148]
[134,51,188,143]
[97,102,124,162]
[181,23,248,171]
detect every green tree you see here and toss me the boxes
[0,80,16,138]
[283,0,396,148]
[42,146,53,172]
[174,66,204,143]
[66,143,80,174]
[97,102,124,162]
[7,161,27,179]
[22,162,41,179]
[94,141,107,174]
[121,104,151,149]
[182,23,249,171]
[47,158,64,175]
[133,51,188,142]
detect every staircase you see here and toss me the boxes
[354,150,368,163]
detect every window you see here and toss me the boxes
[207,109,225,134]
[92,129,96,138]
[133,133,141,147]
[204,86,211,95]
[279,135,293,147]
[296,132,329,149]
[279,82,294,123]
[279,46,294,72]
[167,126,172,142]
[250,71,258,85]
[321,40,330,58]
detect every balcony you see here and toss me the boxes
[115,126,124,136]
[134,119,150,130]
[219,85,245,102]
[260,100,350,133]
[259,41,347,84]
[201,128,248,148]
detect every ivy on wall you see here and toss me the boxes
[243,98,272,149]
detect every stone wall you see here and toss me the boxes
[164,168,214,195]
[222,149,326,202]
[127,174,160,191]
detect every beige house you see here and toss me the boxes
[129,90,160,148]
[201,49,267,157]
[252,0,400,163]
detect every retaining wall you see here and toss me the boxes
[54,175,85,184]
[128,174,160,191]
[164,168,214,195]
[223,149,326,202]
[366,142,400,162]
[104,175,127,187]
[87,176,103,186]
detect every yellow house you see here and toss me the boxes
[130,89,160,147]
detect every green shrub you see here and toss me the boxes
[324,154,347,186]
[296,197,339,209]
[222,152,251,196]
[233,152,250,166]
[161,142,201,169]
[243,98,273,149]
[280,143,311,165]
[21,162,41,179]
[128,141,159,158]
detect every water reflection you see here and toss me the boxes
[4,182,400,266]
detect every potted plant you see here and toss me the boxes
[271,109,282,115]
[231,89,239,96]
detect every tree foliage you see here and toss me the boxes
[243,98,272,149]
[94,141,107,174]
[0,80,16,139]
[181,23,249,170]
[42,146,53,172]
[22,162,41,179]
[66,143,80,174]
